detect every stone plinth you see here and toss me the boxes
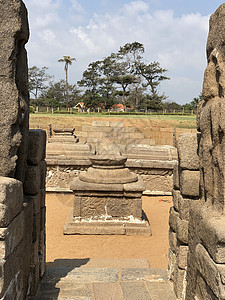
[64,155,151,236]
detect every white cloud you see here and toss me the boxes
[70,0,84,13]
[24,0,210,104]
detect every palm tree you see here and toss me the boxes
[58,56,76,110]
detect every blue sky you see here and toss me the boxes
[23,0,225,104]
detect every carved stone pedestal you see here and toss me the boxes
[64,155,151,235]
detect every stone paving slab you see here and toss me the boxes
[92,282,124,300]
[44,267,119,283]
[120,268,168,282]
[121,282,152,300]
[29,260,176,299]
[145,282,176,300]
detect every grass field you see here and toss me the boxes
[30,113,197,129]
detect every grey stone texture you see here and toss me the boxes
[0,0,29,182]
[177,133,200,170]
[180,170,200,198]
[0,177,23,227]
[28,130,46,165]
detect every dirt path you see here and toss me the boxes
[46,194,172,269]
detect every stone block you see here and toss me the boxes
[0,177,23,227]
[106,197,142,219]
[172,189,180,211]
[40,189,46,208]
[176,217,189,244]
[169,207,179,232]
[168,248,176,280]
[93,282,124,300]
[177,244,188,270]
[196,273,218,300]
[86,131,103,138]
[0,240,24,298]
[196,243,225,299]
[177,133,200,170]
[40,207,46,231]
[169,229,177,254]
[178,195,191,221]
[92,121,110,127]
[22,198,33,295]
[29,263,40,296]
[39,229,46,278]
[25,193,40,215]
[31,239,39,266]
[40,160,47,189]
[197,213,225,264]
[27,129,46,165]
[24,164,41,195]
[0,211,24,259]
[180,170,200,198]
[173,161,180,189]
[109,121,123,127]
[174,266,186,299]
[73,196,81,217]
[32,212,40,243]
[80,197,105,218]
[0,0,29,181]
[125,224,151,236]
[0,271,23,300]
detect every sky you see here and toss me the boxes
[23,0,225,105]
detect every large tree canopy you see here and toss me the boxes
[78,42,169,111]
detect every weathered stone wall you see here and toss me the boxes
[168,4,225,300]
[0,132,46,299]
[168,133,200,299]
[0,1,47,298]
[185,4,225,299]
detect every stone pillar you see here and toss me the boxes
[168,133,200,299]
[185,4,225,299]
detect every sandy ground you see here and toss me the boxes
[46,194,172,269]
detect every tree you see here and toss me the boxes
[78,61,102,109]
[28,66,53,107]
[136,61,169,111]
[40,80,81,109]
[58,56,76,109]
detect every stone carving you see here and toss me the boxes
[0,0,29,182]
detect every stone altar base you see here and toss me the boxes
[64,210,151,236]
[64,155,151,236]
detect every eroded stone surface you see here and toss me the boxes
[0,0,29,182]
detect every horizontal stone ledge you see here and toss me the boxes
[64,209,151,236]
[46,187,172,197]
[126,160,176,169]
[46,187,73,193]
[143,190,172,196]
[46,159,91,166]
